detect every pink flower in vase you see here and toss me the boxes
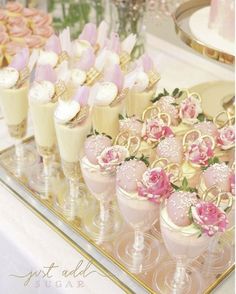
[97,145,129,173]
[191,201,229,237]
[179,96,202,124]
[186,138,214,166]
[142,118,174,144]
[137,168,172,203]
[217,125,235,150]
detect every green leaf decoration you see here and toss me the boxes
[181,177,188,190]
[163,88,169,96]
[119,114,125,120]
[171,103,179,107]
[197,113,206,122]
[177,90,183,98]
[171,183,180,191]
[172,88,179,97]
[125,154,150,167]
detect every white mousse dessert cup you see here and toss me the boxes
[115,186,160,274]
[54,99,91,220]
[0,79,36,175]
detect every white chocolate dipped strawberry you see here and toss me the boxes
[156,137,183,164]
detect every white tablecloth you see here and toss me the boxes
[0,35,234,294]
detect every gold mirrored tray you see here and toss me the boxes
[173,0,235,65]
[0,138,234,293]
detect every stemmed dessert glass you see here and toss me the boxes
[115,186,160,274]
[0,72,37,176]
[80,156,123,243]
[197,187,234,276]
[153,200,210,294]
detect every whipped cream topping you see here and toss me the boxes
[161,207,199,235]
[70,68,86,87]
[132,71,149,92]
[0,67,19,89]
[118,186,147,201]
[74,40,92,58]
[81,156,100,171]
[94,82,118,106]
[29,81,55,104]
[38,50,58,68]
[54,99,80,124]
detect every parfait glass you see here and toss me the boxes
[29,99,59,198]
[0,83,37,176]
[115,186,160,274]
[80,158,123,243]
[153,201,209,294]
[197,188,234,276]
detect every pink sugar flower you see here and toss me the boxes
[137,168,172,203]
[179,96,202,124]
[191,201,228,237]
[186,138,214,166]
[217,125,235,150]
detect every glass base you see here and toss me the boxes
[54,183,90,221]
[152,260,203,294]
[0,146,38,176]
[83,204,123,243]
[196,236,233,275]
[115,232,160,274]
[151,220,163,241]
[28,162,60,199]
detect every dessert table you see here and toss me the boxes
[0,34,234,294]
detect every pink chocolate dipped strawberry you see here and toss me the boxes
[116,159,147,192]
[155,95,179,126]
[156,137,183,164]
[84,134,112,165]
[119,116,143,137]
[167,191,198,226]
[203,163,232,192]
[194,121,218,138]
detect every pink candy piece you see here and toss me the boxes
[73,86,90,106]
[45,34,62,54]
[84,135,112,165]
[156,137,183,164]
[117,159,147,192]
[34,64,57,83]
[194,121,218,138]
[77,47,95,71]
[10,47,29,71]
[106,32,121,54]
[104,64,124,92]
[79,23,97,46]
[203,163,232,192]
[167,191,198,226]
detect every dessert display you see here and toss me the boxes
[0,7,234,293]
[0,47,36,174]
[153,189,229,294]
[81,135,128,242]
[115,157,171,273]
[125,54,160,118]
[0,1,54,66]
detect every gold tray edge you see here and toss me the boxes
[172,0,235,65]
[0,137,234,294]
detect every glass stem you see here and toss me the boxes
[100,201,110,224]
[172,258,187,291]
[65,178,79,220]
[133,230,144,253]
[14,139,24,177]
[42,155,52,199]
[203,234,220,275]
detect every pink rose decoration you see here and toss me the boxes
[137,168,172,203]
[191,201,228,237]
[186,138,214,166]
[230,172,235,195]
[97,145,129,172]
[179,96,202,124]
[142,118,174,144]
[217,126,235,150]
